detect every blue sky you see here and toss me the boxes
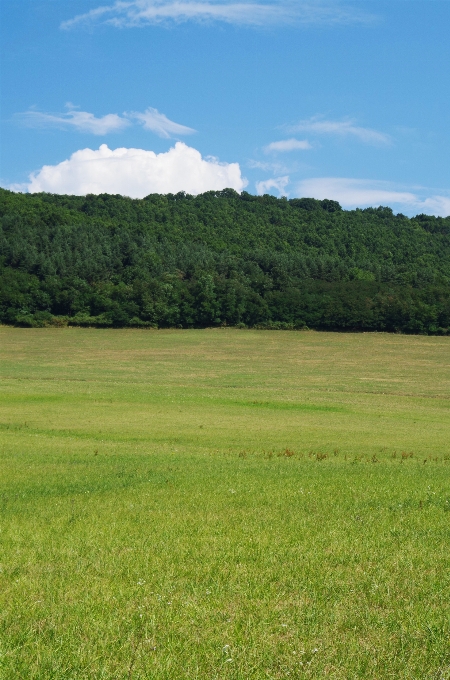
[1,0,449,215]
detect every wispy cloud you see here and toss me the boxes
[16,106,130,135]
[248,159,291,174]
[126,107,196,137]
[61,1,375,30]
[288,116,391,146]
[295,177,450,216]
[256,175,290,196]
[15,105,195,138]
[264,138,312,153]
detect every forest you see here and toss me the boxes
[1,187,450,334]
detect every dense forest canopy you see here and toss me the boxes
[1,187,450,333]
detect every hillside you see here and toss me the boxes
[1,187,450,333]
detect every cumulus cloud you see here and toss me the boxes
[16,107,130,135]
[264,138,312,153]
[288,116,391,146]
[61,0,374,30]
[25,142,247,197]
[295,177,450,217]
[126,107,195,137]
[256,176,289,196]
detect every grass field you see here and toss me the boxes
[1,327,449,679]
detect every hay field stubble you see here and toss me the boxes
[0,327,449,679]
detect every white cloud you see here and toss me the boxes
[248,159,291,174]
[264,138,312,153]
[127,107,195,137]
[297,177,414,206]
[256,175,289,196]
[289,116,391,146]
[295,177,450,217]
[25,142,247,197]
[5,181,29,193]
[16,107,130,135]
[16,105,194,138]
[61,1,374,30]
[420,195,450,217]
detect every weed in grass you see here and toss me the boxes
[278,447,295,458]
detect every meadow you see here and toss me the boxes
[0,327,449,679]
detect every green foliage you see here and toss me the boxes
[1,187,450,333]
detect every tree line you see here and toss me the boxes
[1,187,450,333]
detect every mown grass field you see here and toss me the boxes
[1,327,449,679]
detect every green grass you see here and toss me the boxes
[1,327,449,679]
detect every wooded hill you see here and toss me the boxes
[1,187,450,333]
